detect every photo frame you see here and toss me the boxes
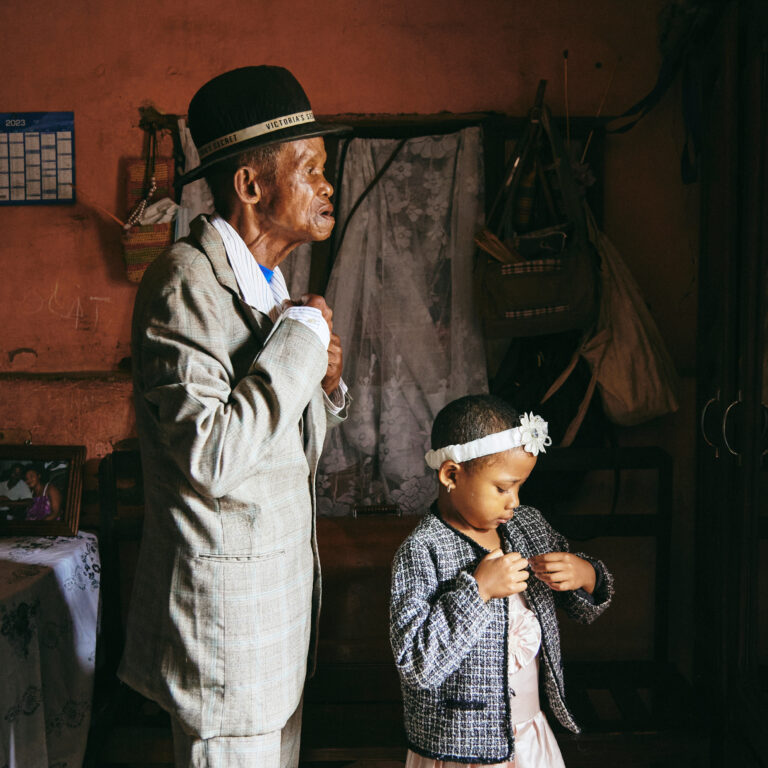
[0,445,85,536]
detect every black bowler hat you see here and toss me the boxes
[179,65,348,185]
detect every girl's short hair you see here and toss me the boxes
[431,395,522,471]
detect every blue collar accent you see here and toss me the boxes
[258,263,274,283]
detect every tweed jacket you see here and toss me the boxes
[390,504,614,764]
[118,214,348,740]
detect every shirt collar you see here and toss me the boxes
[209,213,290,320]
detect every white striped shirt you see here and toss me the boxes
[210,213,347,411]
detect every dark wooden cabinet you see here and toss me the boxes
[696,2,768,765]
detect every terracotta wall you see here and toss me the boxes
[0,0,698,663]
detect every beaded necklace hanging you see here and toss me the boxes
[126,125,158,227]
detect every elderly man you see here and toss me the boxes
[0,462,32,519]
[119,66,350,768]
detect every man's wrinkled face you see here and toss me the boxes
[258,137,335,244]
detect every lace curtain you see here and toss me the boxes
[316,127,488,516]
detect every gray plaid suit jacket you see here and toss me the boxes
[119,215,348,740]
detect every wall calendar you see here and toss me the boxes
[0,112,75,205]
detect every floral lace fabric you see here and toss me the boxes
[316,128,488,516]
[0,533,100,768]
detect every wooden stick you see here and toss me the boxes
[73,186,126,227]
[563,50,570,151]
[581,62,617,165]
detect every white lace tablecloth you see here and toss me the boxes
[0,532,100,768]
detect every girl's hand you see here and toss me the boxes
[474,549,529,602]
[529,552,596,593]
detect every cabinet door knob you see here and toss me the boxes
[721,393,742,458]
[700,390,720,458]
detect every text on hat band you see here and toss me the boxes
[197,110,316,159]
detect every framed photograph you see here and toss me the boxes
[0,445,85,536]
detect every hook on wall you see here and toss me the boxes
[0,428,33,445]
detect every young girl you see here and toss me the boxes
[390,395,614,767]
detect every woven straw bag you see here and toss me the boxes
[121,126,175,283]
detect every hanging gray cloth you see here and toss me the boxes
[317,127,488,516]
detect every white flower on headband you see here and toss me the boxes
[518,412,552,456]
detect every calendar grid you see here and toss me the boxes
[0,112,75,205]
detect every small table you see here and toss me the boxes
[0,532,100,768]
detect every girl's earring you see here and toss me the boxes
[446,484,453,494]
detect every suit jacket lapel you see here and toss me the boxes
[238,302,274,347]
[192,214,239,293]
[190,214,275,344]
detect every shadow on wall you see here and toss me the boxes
[70,199,127,284]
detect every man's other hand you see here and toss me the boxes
[322,333,343,395]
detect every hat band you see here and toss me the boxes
[197,110,316,159]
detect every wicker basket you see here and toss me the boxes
[121,155,175,282]
[122,222,173,283]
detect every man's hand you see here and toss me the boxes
[322,333,343,395]
[292,294,341,394]
[474,549,529,602]
[300,294,333,333]
[529,552,596,593]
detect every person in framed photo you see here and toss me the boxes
[24,464,63,522]
[0,462,33,521]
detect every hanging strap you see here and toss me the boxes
[126,126,159,227]
[491,90,587,245]
[605,1,723,184]
[559,363,598,447]
[538,106,587,239]
[332,137,408,258]
[540,327,609,447]
[485,80,547,236]
[494,120,541,239]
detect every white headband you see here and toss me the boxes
[425,412,552,469]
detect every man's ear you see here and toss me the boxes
[233,166,262,206]
[438,461,461,492]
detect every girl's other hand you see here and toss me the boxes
[529,552,596,593]
[474,549,529,603]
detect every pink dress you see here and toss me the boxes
[405,592,566,768]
